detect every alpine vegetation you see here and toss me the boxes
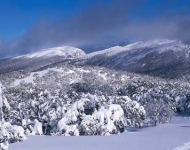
[0,62,190,149]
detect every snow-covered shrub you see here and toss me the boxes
[117,96,146,127]
[92,104,126,135]
[0,122,26,144]
[1,85,146,137]
[54,98,88,136]
[80,104,126,135]
[53,94,145,136]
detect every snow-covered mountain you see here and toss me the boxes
[0,39,190,80]
[1,40,190,149]
[0,46,85,74]
[74,39,190,79]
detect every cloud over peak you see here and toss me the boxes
[0,0,190,59]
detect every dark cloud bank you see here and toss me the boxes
[0,0,190,59]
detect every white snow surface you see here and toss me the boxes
[10,116,190,150]
[14,46,85,59]
[13,68,68,86]
[13,67,105,86]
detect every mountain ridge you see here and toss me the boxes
[0,39,190,80]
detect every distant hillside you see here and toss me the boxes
[73,39,190,80]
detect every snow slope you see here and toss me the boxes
[13,68,65,86]
[10,116,190,150]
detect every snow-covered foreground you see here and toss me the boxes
[10,116,190,150]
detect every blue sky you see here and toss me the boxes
[0,0,190,58]
[0,0,95,41]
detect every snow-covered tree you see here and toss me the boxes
[175,91,190,112]
[117,96,146,127]
[0,82,26,150]
[136,89,175,126]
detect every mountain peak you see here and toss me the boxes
[14,46,86,59]
[0,46,85,74]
